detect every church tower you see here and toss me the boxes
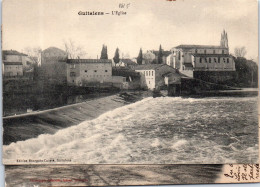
[220,30,229,48]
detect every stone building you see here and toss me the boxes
[167,30,236,82]
[2,50,34,70]
[134,64,181,90]
[67,59,113,86]
[3,62,23,78]
[39,47,68,85]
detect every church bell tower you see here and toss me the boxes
[220,30,229,48]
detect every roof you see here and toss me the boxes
[174,45,227,49]
[112,67,140,77]
[133,64,165,70]
[192,54,231,57]
[67,59,112,64]
[2,50,28,56]
[42,47,67,54]
[120,59,137,65]
[3,62,23,65]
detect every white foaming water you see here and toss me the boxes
[3,96,258,164]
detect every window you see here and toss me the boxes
[218,57,220,63]
[178,51,181,60]
[152,71,153,76]
[94,70,97,72]
[105,70,108,72]
[209,58,211,63]
[149,71,150,76]
[213,50,215,54]
[223,58,226,63]
[200,58,202,63]
[149,81,150,84]
[214,58,217,63]
[146,71,148,76]
[85,70,87,73]
[70,64,76,69]
[205,58,207,63]
[195,49,198,54]
[204,50,206,54]
[227,58,229,63]
[70,72,76,77]
[222,50,224,54]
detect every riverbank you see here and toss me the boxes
[3,91,149,145]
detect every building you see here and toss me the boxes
[134,64,181,90]
[2,50,34,70]
[67,59,112,86]
[116,59,138,69]
[168,30,236,82]
[143,50,171,64]
[39,47,68,84]
[112,67,141,89]
[3,62,23,78]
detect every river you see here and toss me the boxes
[3,95,258,164]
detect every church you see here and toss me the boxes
[166,30,236,83]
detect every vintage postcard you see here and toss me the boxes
[4,164,260,186]
[2,0,259,165]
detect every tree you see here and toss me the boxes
[100,44,108,59]
[64,39,87,59]
[22,46,42,65]
[234,46,247,58]
[158,44,163,64]
[113,48,120,64]
[137,48,143,65]
[233,57,258,87]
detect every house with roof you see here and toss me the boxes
[67,59,112,86]
[116,59,138,69]
[134,64,182,90]
[3,61,23,78]
[39,47,68,84]
[2,50,35,70]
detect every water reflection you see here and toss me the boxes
[3,92,114,117]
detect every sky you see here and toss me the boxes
[2,0,258,60]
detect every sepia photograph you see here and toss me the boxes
[2,0,259,165]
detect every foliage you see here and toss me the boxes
[113,48,120,64]
[234,46,247,58]
[64,39,87,59]
[137,48,143,65]
[233,57,258,87]
[158,44,163,64]
[100,44,108,59]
